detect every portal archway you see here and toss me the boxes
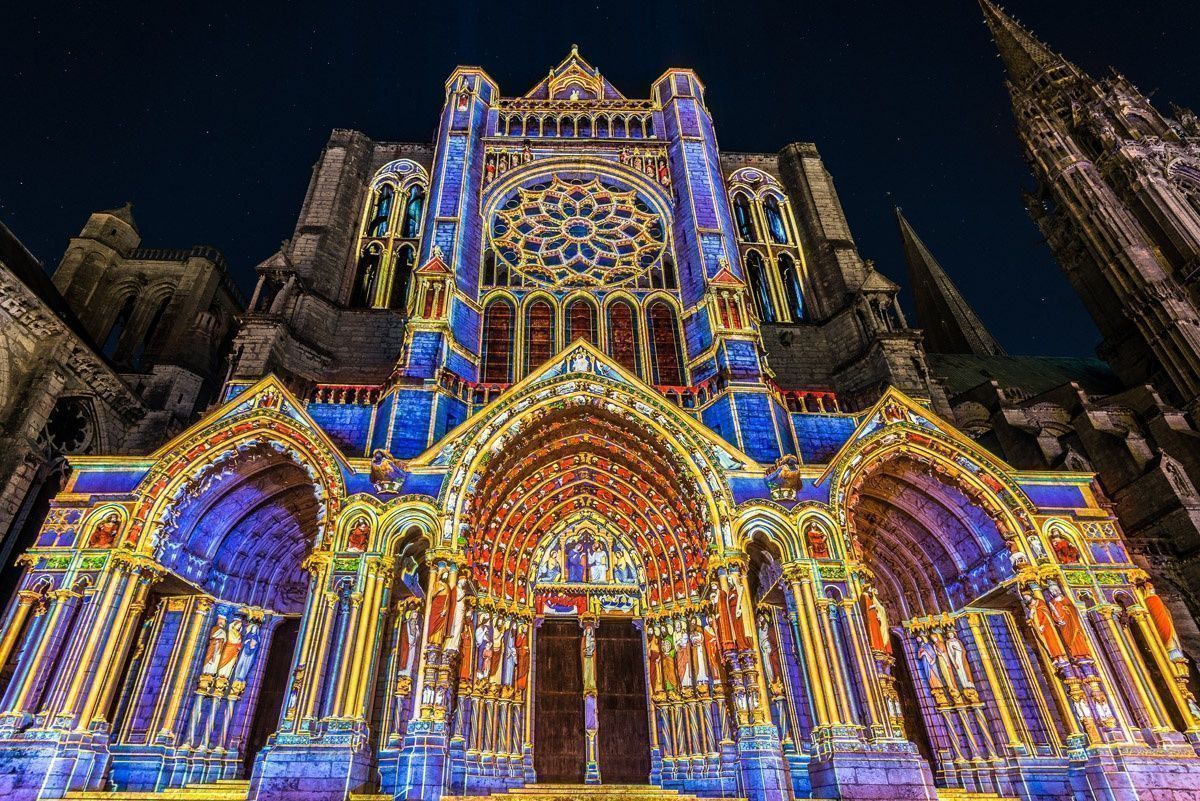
[108,439,326,788]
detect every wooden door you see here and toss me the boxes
[534,619,585,782]
[596,620,652,783]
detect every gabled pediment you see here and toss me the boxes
[523,45,626,101]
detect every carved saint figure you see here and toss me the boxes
[88,513,121,549]
[1050,531,1081,564]
[862,589,891,655]
[944,629,975,689]
[347,517,371,552]
[1142,582,1185,661]
[217,618,244,679]
[398,605,422,677]
[202,615,229,675]
[1025,590,1067,661]
[915,635,944,691]
[566,540,587,583]
[806,524,831,560]
[587,544,609,583]
[233,622,260,683]
[425,568,454,646]
[1046,581,1091,660]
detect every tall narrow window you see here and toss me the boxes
[607,300,640,377]
[367,185,394,237]
[389,245,415,310]
[351,245,382,307]
[482,249,497,286]
[402,186,425,239]
[481,300,515,383]
[130,294,172,369]
[733,193,758,242]
[662,255,677,290]
[764,196,788,244]
[525,299,555,373]
[777,253,804,321]
[566,299,598,346]
[647,301,683,386]
[104,294,137,359]
[745,251,776,323]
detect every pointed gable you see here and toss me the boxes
[523,46,626,101]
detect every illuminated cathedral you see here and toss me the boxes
[4,12,1200,801]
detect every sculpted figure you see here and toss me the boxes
[216,618,244,680]
[202,615,228,675]
[944,629,974,689]
[347,517,371,552]
[806,524,831,560]
[862,588,891,655]
[1142,582,1185,661]
[88,513,121,549]
[1050,531,1081,564]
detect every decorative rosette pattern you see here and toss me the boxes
[491,176,665,289]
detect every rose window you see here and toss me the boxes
[491,176,666,289]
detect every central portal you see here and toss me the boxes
[533,618,651,784]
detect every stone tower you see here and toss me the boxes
[979,0,1200,414]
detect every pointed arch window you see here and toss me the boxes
[104,294,137,359]
[367,185,395,237]
[764,196,788,244]
[647,301,684,386]
[482,300,515,383]
[566,298,598,346]
[525,299,556,373]
[402,186,425,239]
[733,193,758,242]
[130,294,172,370]
[389,245,415,310]
[351,244,382,308]
[745,251,776,323]
[607,299,641,377]
[777,253,804,321]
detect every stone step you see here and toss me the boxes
[445,786,734,801]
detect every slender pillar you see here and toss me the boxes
[581,615,600,784]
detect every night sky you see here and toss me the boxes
[4,1,1198,358]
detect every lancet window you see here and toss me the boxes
[353,159,428,309]
[481,299,515,383]
[726,167,808,322]
[647,300,684,386]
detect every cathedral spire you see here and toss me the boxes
[896,208,1005,357]
[977,0,1072,89]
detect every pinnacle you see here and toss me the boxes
[977,0,1070,88]
[896,207,1005,357]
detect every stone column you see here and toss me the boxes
[713,557,791,801]
[581,615,600,784]
[0,591,43,675]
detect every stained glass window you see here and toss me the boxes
[745,250,776,323]
[525,299,556,372]
[491,176,666,290]
[647,301,683,386]
[367,185,394,237]
[390,245,415,310]
[482,300,515,383]
[566,298,598,346]
[607,300,640,376]
[778,253,804,321]
[765,196,788,245]
[733,193,757,242]
[351,245,382,308]
[402,186,424,238]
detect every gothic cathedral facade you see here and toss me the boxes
[3,12,1200,801]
